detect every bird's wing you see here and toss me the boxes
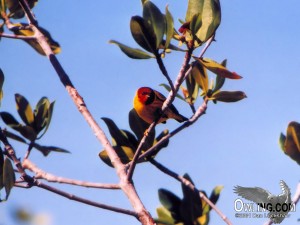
[154,90,181,115]
[278,180,292,204]
[234,186,272,204]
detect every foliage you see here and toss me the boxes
[156,174,223,225]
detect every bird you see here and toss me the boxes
[133,87,187,124]
[234,180,292,224]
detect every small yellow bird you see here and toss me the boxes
[133,87,187,124]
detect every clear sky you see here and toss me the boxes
[1,0,300,225]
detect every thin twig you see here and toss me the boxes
[150,159,233,225]
[35,180,138,218]
[23,159,120,189]
[0,33,35,40]
[138,98,208,161]
[24,141,35,159]
[156,56,174,92]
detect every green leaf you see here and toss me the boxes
[158,189,182,222]
[156,207,176,225]
[143,1,165,49]
[212,91,247,103]
[159,84,185,101]
[197,58,242,79]
[185,72,199,104]
[186,0,204,22]
[190,13,202,38]
[15,94,34,126]
[0,150,4,190]
[3,157,15,200]
[130,16,157,53]
[18,125,37,141]
[128,109,155,150]
[0,69,4,105]
[109,40,154,59]
[196,0,221,43]
[282,121,300,165]
[120,129,138,149]
[212,59,227,93]
[99,146,135,167]
[206,185,223,212]
[13,24,60,55]
[34,97,50,132]
[6,0,38,19]
[36,99,55,139]
[32,143,70,157]
[0,112,21,130]
[191,62,208,94]
[102,117,135,148]
[279,133,286,151]
[180,174,203,223]
[165,6,174,50]
[3,130,27,144]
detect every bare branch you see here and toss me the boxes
[23,159,120,189]
[0,32,35,40]
[156,56,174,92]
[150,159,233,225]
[138,98,208,161]
[35,180,138,218]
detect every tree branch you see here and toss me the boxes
[15,1,155,224]
[138,98,208,161]
[0,32,35,40]
[22,159,120,189]
[150,159,233,225]
[34,180,138,218]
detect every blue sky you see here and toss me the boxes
[1,0,300,225]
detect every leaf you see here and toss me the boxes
[191,62,208,94]
[6,0,38,19]
[15,94,34,126]
[206,185,223,212]
[180,174,203,223]
[13,24,60,55]
[34,97,50,132]
[158,189,182,222]
[32,143,70,157]
[3,130,27,144]
[109,40,154,59]
[282,121,300,165]
[185,72,199,104]
[36,100,55,139]
[130,16,157,53]
[3,157,15,200]
[18,125,37,141]
[0,69,4,105]
[128,109,155,150]
[190,13,202,38]
[165,6,174,50]
[143,1,165,48]
[186,0,204,22]
[102,117,135,148]
[279,133,286,151]
[212,59,226,93]
[197,58,242,79]
[156,207,176,225]
[99,146,135,167]
[212,91,247,103]
[196,0,221,43]
[159,84,185,101]
[0,112,21,130]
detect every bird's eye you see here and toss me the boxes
[142,92,147,95]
